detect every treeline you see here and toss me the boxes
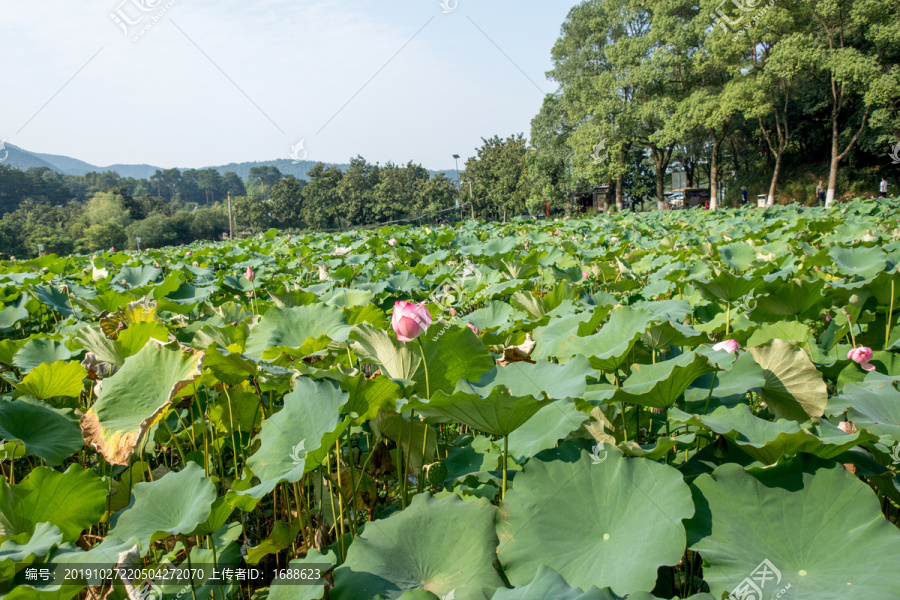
[0,159,460,257]
[522,0,900,211]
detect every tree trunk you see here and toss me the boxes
[768,151,782,206]
[616,172,625,212]
[709,136,721,211]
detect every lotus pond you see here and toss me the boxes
[2,200,900,600]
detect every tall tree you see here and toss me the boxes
[464,135,528,220]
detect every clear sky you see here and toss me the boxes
[0,0,573,173]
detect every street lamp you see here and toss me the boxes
[135,237,142,252]
[452,155,461,210]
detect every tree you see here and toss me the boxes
[222,172,247,198]
[301,164,343,230]
[270,176,306,228]
[83,222,127,252]
[337,157,380,226]
[248,166,284,188]
[464,135,528,220]
[526,93,575,215]
[86,192,131,227]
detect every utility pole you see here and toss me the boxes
[227,192,234,240]
[467,178,474,220]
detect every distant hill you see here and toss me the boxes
[4,145,446,181]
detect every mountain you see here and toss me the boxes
[3,145,447,181]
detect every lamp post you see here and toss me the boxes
[135,237,142,252]
[452,154,461,212]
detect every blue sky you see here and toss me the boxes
[0,0,573,172]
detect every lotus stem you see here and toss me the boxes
[887,279,895,347]
[502,435,509,501]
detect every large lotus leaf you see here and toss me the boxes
[684,351,766,410]
[441,436,504,484]
[497,444,694,595]
[350,322,421,381]
[586,353,714,410]
[694,271,760,303]
[80,340,204,465]
[750,339,827,422]
[111,265,163,290]
[0,397,84,466]
[245,304,352,359]
[670,404,878,464]
[558,308,656,371]
[14,361,86,401]
[105,463,216,555]
[332,494,504,600]
[828,245,887,279]
[239,377,349,498]
[0,465,106,543]
[29,285,75,319]
[687,456,900,599]
[464,301,528,333]
[507,400,591,464]
[640,321,705,351]
[165,282,217,305]
[717,242,756,272]
[414,358,592,436]
[0,305,29,331]
[12,339,73,374]
[413,324,496,399]
[745,321,811,347]
[756,278,827,318]
[72,326,127,367]
[831,381,900,441]
[531,312,601,361]
[117,321,170,357]
[0,521,63,566]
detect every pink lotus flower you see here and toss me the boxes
[713,339,740,354]
[389,238,398,246]
[582,271,590,279]
[449,307,458,316]
[245,266,255,282]
[467,322,480,334]
[110,247,115,252]
[186,251,192,257]
[848,346,875,372]
[610,237,619,243]
[392,301,432,343]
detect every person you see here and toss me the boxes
[880,178,889,198]
[816,181,826,207]
[740,186,748,206]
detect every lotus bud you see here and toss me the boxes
[449,308,457,316]
[110,247,115,252]
[391,301,432,343]
[847,346,875,372]
[713,339,740,354]
[245,266,255,282]
[611,236,619,243]
[713,434,728,459]
[389,238,398,246]
[467,322,480,334]
[582,271,590,279]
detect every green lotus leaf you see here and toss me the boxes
[350,322,421,381]
[413,324,495,399]
[756,278,827,318]
[694,271,760,303]
[558,308,655,371]
[332,494,504,600]
[371,408,438,475]
[117,321,170,357]
[0,522,64,584]
[105,463,216,555]
[14,361,86,402]
[830,381,900,441]
[745,321,812,347]
[12,339,73,374]
[0,397,83,466]
[29,285,76,319]
[413,358,591,436]
[239,377,349,498]
[80,340,204,465]
[442,436,503,484]
[72,326,127,367]
[716,242,756,272]
[464,301,528,333]
[532,311,602,361]
[828,245,887,280]
[641,321,705,351]
[165,282,217,305]
[497,444,694,595]
[0,465,106,543]
[687,456,900,599]
[750,339,827,422]
[671,404,878,464]
[245,304,351,359]
[684,351,766,410]
[0,305,29,331]
[507,400,590,464]
[585,352,714,410]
